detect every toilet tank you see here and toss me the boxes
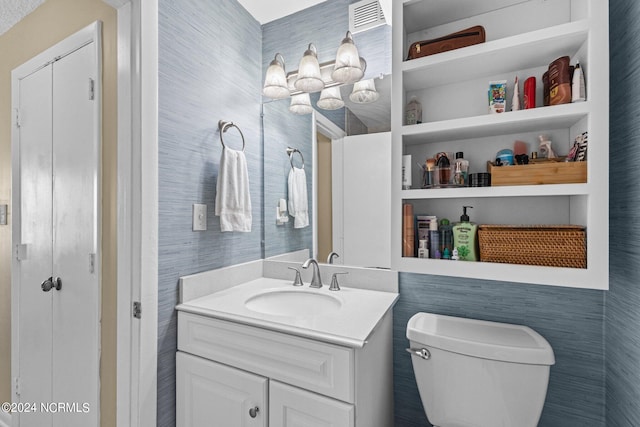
[406,313,555,427]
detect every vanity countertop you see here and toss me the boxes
[176,277,398,348]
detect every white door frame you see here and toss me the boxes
[314,112,346,261]
[103,0,158,426]
[11,21,102,427]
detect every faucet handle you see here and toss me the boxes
[287,267,304,286]
[329,272,348,291]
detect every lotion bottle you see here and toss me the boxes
[452,206,479,261]
[572,62,586,102]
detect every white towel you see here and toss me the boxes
[288,166,309,229]
[215,147,252,232]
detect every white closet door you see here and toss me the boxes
[51,41,100,427]
[13,32,100,427]
[17,63,54,427]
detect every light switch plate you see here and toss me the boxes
[192,204,207,231]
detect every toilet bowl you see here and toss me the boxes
[406,313,555,427]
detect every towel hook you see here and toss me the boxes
[286,147,305,169]
[218,120,246,151]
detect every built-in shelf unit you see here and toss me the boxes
[391,0,609,289]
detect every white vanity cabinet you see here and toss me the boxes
[176,310,393,427]
[391,0,609,289]
[177,351,267,427]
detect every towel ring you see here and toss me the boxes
[286,147,305,169]
[218,120,246,151]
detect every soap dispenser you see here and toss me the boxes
[452,206,479,261]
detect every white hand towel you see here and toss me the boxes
[215,147,252,232]
[288,166,309,229]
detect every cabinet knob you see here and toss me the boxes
[249,406,259,418]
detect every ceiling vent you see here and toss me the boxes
[349,0,386,34]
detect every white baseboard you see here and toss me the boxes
[0,409,11,427]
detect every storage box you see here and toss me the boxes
[486,159,587,186]
[478,225,586,269]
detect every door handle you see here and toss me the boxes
[41,277,62,292]
[41,277,54,292]
[248,406,259,418]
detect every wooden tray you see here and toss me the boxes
[486,159,587,186]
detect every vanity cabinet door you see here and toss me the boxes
[270,381,355,427]
[177,351,267,427]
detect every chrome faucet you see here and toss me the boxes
[302,258,323,288]
[326,251,340,264]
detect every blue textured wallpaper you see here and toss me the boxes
[394,273,606,427]
[157,0,262,425]
[606,2,640,426]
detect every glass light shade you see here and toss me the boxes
[262,54,290,99]
[316,87,345,110]
[294,44,325,93]
[349,79,379,104]
[331,31,365,84]
[289,93,313,115]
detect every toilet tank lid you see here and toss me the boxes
[406,313,555,365]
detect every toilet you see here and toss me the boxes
[406,312,555,427]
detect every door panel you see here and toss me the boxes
[18,64,54,427]
[51,42,100,427]
[342,132,391,269]
[14,37,100,427]
[177,352,268,427]
[270,381,354,427]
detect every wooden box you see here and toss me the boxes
[486,159,587,186]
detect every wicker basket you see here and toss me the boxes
[478,225,586,269]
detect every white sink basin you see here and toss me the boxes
[177,277,399,347]
[245,289,342,317]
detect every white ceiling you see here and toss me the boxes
[0,0,44,36]
[237,0,391,25]
[236,0,328,24]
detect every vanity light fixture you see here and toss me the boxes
[263,31,371,114]
[332,31,365,84]
[294,44,325,93]
[349,78,379,104]
[316,87,345,110]
[262,54,289,99]
[289,93,313,115]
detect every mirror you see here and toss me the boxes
[262,75,391,267]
